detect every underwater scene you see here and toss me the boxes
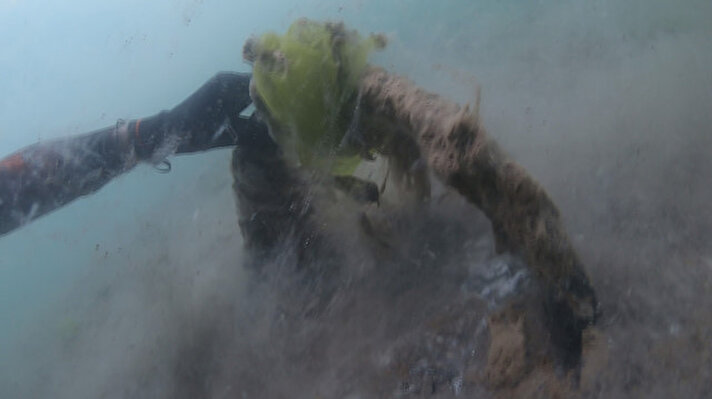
[1,0,711,397]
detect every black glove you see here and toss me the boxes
[132,72,269,162]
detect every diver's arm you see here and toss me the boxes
[0,72,267,237]
[0,125,135,237]
[136,72,266,159]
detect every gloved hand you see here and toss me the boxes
[131,72,269,163]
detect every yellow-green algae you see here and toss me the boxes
[245,19,385,175]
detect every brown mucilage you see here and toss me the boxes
[233,22,598,392]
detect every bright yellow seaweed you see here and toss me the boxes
[246,19,385,174]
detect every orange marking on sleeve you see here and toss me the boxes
[0,153,25,171]
[135,119,142,139]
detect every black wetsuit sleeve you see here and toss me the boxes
[0,126,133,236]
[131,71,267,160]
[0,72,268,237]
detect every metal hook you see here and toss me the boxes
[154,160,172,174]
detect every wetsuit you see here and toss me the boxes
[0,72,269,237]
